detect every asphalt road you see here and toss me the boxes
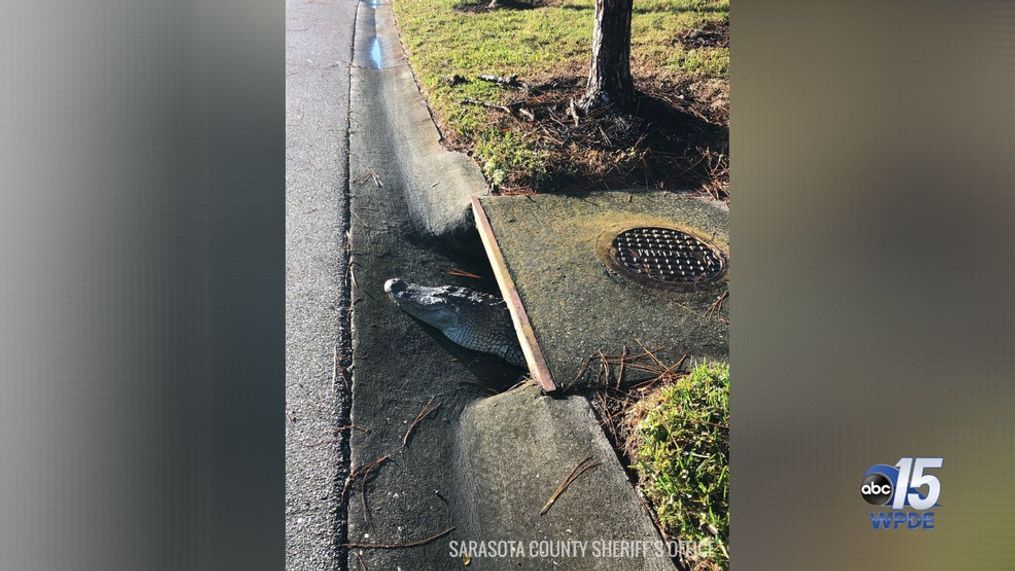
[285,0,357,568]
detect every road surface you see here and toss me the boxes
[285,0,357,568]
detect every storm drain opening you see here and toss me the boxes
[599,226,727,291]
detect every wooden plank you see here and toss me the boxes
[471,197,556,393]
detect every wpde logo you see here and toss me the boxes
[862,457,941,530]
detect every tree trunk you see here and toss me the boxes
[580,0,634,111]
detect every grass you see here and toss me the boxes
[392,0,729,193]
[626,361,729,570]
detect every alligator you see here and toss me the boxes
[384,278,526,368]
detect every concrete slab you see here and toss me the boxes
[456,385,673,570]
[475,191,729,391]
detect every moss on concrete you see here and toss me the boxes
[480,191,728,389]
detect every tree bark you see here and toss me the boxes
[580,0,634,111]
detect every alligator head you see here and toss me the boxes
[383,277,526,368]
[383,278,471,331]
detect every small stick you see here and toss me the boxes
[652,353,688,382]
[354,552,368,571]
[331,346,339,391]
[341,455,391,507]
[617,346,628,388]
[540,456,601,515]
[461,98,513,115]
[361,455,383,522]
[345,526,456,549]
[505,376,534,392]
[476,73,521,88]
[597,349,610,385]
[367,168,383,188]
[447,268,482,279]
[594,391,617,442]
[403,396,440,447]
[634,338,667,370]
[567,98,580,127]
[704,290,729,321]
[564,357,592,391]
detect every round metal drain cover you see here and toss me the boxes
[601,226,726,290]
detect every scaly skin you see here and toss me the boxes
[384,278,526,368]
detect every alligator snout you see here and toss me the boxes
[384,277,408,296]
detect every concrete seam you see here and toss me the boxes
[331,1,361,567]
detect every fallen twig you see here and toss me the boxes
[461,98,534,121]
[331,346,339,390]
[634,338,667,370]
[402,396,440,447]
[476,73,521,88]
[447,268,482,279]
[364,167,383,188]
[345,526,456,549]
[461,98,513,115]
[540,456,601,515]
[361,453,386,522]
[597,349,610,385]
[617,345,628,388]
[332,346,351,390]
[564,358,591,392]
[341,454,391,507]
[567,98,580,127]
[704,291,729,322]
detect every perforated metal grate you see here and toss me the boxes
[608,227,726,288]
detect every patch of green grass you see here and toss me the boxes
[475,130,546,186]
[630,361,729,569]
[392,0,728,189]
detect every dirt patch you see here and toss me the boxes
[677,19,729,49]
[583,350,690,564]
[446,72,729,200]
[584,350,689,463]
